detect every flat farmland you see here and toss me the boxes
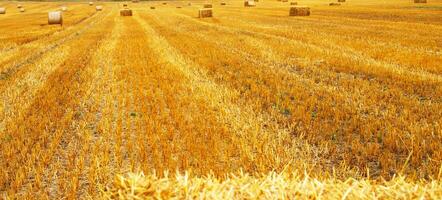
[0,0,442,199]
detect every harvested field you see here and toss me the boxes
[1,0,442,199]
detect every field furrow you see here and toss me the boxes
[1,0,442,198]
[138,7,442,178]
[0,6,116,197]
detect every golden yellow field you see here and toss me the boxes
[0,0,442,199]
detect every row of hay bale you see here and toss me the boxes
[197,2,309,18]
[0,4,26,13]
[49,4,103,25]
[241,0,308,16]
[0,2,100,16]
[246,0,309,16]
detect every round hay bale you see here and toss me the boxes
[132,0,139,3]
[188,3,192,6]
[61,6,68,12]
[203,4,212,8]
[17,4,22,9]
[289,6,310,16]
[199,8,212,18]
[0,8,5,14]
[176,6,182,8]
[281,0,288,2]
[220,2,227,5]
[414,0,427,3]
[150,6,156,9]
[123,4,128,7]
[48,11,63,25]
[162,2,167,5]
[244,0,256,7]
[290,2,298,5]
[120,9,132,16]
[20,8,25,12]
[96,6,103,11]
[338,0,345,2]
[329,3,341,6]
[89,2,94,6]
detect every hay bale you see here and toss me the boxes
[123,4,128,7]
[162,2,167,5]
[199,8,212,18]
[188,3,192,6]
[221,2,227,5]
[120,9,132,16]
[20,8,25,12]
[150,6,156,9]
[244,0,256,7]
[338,0,345,2]
[329,3,340,6]
[17,4,22,9]
[48,11,63,25]
[290,2,298,5]
[89,2,94,6]
[414,0,427,3]
[132,0,139,3]
[0,8,5,14]
[289,6,310,16]
[281,0,288,2]
[61,6,68,12]
[176,6,182,8]
[203,4,212,8]
[96,6,103,11]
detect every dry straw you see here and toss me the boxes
[120,9,132,16]
[290,6,310,16]
[199,8,212,18]
[102,171,442,199]
[48,11,62,25]
[0,8,5,14]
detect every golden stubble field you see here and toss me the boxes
[0,0,442,199]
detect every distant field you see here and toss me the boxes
[0,0,442,198]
